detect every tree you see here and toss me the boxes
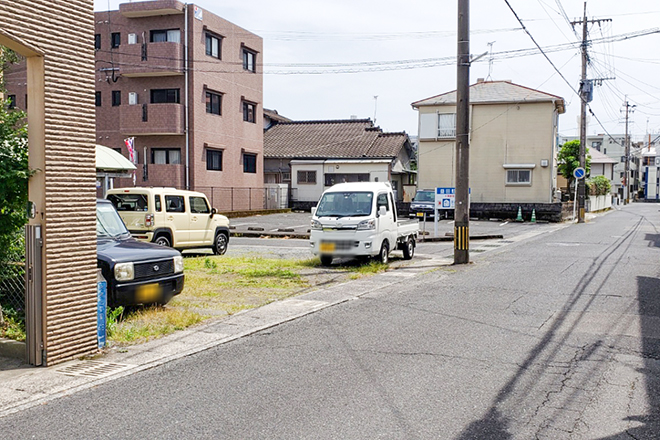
[557,140,591,197]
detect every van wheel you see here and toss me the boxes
[320,256,333,266]
[154,234,171,247]
[213,233,228,255]
[402,237,415,260]
[378,241,389,264]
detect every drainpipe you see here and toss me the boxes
[184,3,190,189]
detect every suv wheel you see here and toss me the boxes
[155,234,171,247]
[213,232,228,255]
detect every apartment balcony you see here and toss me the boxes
[120,42,183,77]
[120,103,184,136]
[120,0,184,18]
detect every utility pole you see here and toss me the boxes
[571,2,611,222]
[623,98,635,204]
[455,0,470,264]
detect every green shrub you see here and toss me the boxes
[586,175,611,196]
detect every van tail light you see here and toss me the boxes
[145,213,154,227]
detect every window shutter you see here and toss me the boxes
[419,113,438,140]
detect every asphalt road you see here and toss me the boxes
[1,204,659,439]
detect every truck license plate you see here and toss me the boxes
[416,212,425,217]
[319,242,335,252]
[136,283,161,303]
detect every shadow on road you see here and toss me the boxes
[455,215,660,438]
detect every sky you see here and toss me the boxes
[94,0,660,141]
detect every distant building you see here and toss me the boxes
[264,119,416,209]
[6,0,264,210]
[412,79,565,220]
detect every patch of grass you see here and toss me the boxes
[108,306,206,345]
[0,308,25,342]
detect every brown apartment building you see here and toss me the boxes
[7,0,264,210]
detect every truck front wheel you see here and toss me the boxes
[378,241,389,264]
[320,255,333,266]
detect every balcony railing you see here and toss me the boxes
[119,42,183,77]
[120,103,184,136]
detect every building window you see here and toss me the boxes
[206,33,221,59]
[297,170,316,184]
[282,172,291,182]
[206,149,222,171]
[243,153,257,173]
[7,95,16,109]
[112,91,121,107]
[94,34,101,50]
[151,89,180,104]
[242,101,256,123]
[621,156,626,163]
[152,148,181,165]
[95,91,101,107]
[111,32,120,48]
[438,113,456,138]
[242,48,256,72]
[150,29,180,43]
[506,169,532,185]
[206,91,222,115]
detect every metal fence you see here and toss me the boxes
[0,229,26,321]
[195,186,288,212]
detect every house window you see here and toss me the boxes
[112,91,121,107]
[621,156,626,163]
[506,169,532,185]
[151,89,180,104]
[243,153,257,173]
[297,170,316,184]
[206,91,222,115]
[95,91,101,107]
[206,33,221,59]
[128,92,138,105]
[94,34,101,50]
[438,113,456,138]
[7,95,16,109]
[111,32,120,48]
[206,149,222,171]
[242,47,256,72]
[282,172,291,182]
[150,29,180,43]
[242,100,256,123]
[152,148,181,165]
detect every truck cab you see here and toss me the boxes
[310,182,418,265]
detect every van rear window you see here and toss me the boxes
[108,194,149,212]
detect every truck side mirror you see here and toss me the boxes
[378,206,387,217]
[311,207,317,217]
[210,207,217,218]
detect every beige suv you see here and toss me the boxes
[106,187,230,255]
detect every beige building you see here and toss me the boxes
[412,80,565,218]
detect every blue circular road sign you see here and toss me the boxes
[573,167,586,179]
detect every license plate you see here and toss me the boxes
[136,283,161,303]
[416,212,425,217]
[319,242,335,252]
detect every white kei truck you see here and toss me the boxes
[310,182,419,266]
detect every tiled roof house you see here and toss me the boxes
[264,119,416,208]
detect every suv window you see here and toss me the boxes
[190,196,210,214]
[165,195,185,213]
[155,195,162,212]
[108,194,148,212]
[415,191,435,202]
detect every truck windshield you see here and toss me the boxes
[316,192,373,217]
[107,193,149,212]
[415,191,434,202]
[97,204,131,238]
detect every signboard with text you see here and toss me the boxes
[436,187,456,209]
